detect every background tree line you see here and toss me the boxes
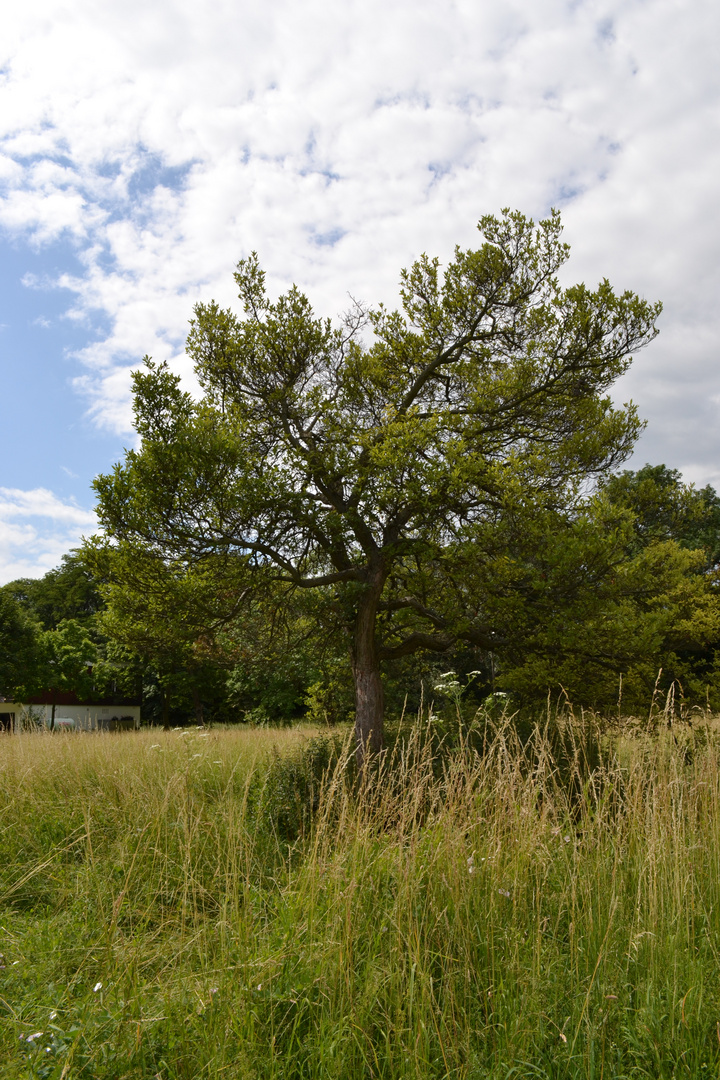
[2,462,720,725]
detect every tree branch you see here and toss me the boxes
[378,632,455,661]
[283,568,365,588]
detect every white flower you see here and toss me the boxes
[93,982,102,993]
[26,1032,43,1042]
[49,1012,57,1020]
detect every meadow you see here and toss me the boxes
[1,709,720,1079]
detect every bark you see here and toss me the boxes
[353,664,384,764]
[352,568,386,766]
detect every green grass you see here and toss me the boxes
[2,713,720,1078]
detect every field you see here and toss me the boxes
[1,712,720,1079]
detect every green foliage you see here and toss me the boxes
[250,733,346,843]
[0,590,43,699]
[42,618,97,702]
[1,554,110,706]
[3,551,103,631]
[602,462,720,563]
[303,653,355,726]
[490,512,720,710]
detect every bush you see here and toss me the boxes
[250,733,348,843]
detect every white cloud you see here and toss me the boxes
[0,0,718,511]
[0,488,97,585]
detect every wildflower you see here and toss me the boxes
[467,854,475,874]
[559,1032,567,1044]
[257,984,262,991]
[49,1012,57,1020]
[209,987,219,995]
[93,982,102,993]
[26,1032,43,1042]
[498,888,510,898]
[563,835,571,844]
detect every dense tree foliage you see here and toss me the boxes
[0,590,43,701]
[2,462,720,722]
[602,463,720,564]
[4,552,102,630]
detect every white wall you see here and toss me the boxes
[1,704,141,731]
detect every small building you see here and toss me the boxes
[0,691,141,733]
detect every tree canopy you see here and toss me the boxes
[93,209,663,757]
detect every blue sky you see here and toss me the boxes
[1,0,719,583]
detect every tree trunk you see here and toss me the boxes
[352,570,386,766]
[192,686,205,728]
[162,689,170,731]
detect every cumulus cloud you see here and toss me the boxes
[0,488,97,584]
[0,0,718,582]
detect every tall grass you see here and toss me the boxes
[1,712,720,1078]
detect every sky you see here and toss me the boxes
[0,0,718,584]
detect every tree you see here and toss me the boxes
[85,544,240,728]
[3,551,103,630]
[491,505,720,710]
[0,590,44,701]
[93,210,661,760]
[42,619,96,729]
[602,464,720,565]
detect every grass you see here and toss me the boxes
[1,712,720,1078]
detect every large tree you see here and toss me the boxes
[94,210,661,759]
